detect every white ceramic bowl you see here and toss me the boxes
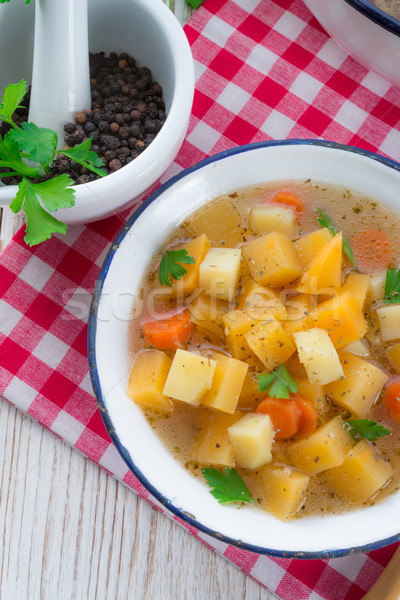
[303,0,400,88]
[89,140,400,558]
[0,0,194,224]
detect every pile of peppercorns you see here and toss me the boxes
[0,51,166,186]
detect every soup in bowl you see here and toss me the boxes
[88,140,400,558]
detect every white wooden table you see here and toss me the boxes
[0,2,277,598]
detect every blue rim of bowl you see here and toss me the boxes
[88,138,400,559]
[344,0,400,36]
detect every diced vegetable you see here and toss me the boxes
[170,234,211,296]
[243,232,303,288]
[237,369,268,407]
[386,342,400,374]
[258,466,310,520]
[163,349,217,406]
[270,191,305,215]
[368,272,386,302]
[376,303,400,342]
[245,319,296,372]
[187,291,228,323]
[293,328,344,385]
[237,279,287,321]
[189,411,241,468]
[293,228,332,269]
[296,380,329,416]
[314,291,368,348]
[341,271,370,311]
[352,229,392,273]
[298,232,342,293]
[342,339,370,357]
[222,309,256,362]
[199,247,241,301]
[325,352,388,417]
[256,397,302,439]
[287,416,354,476]
[201,353,249,414]
[228,413,274,470]
[383,381,400,422]
[188,195,244,246]
[323,440,393,503]
[293,396,319,439]
[142,309,194,350]
[249,205,298,238]
[127,350,172,411]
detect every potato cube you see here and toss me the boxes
[189,410,241,468]
[163,349,217,406]
[293,328,344,385]
[342,339,370,357]
[298,232,342,293]
[287,416,354,475]
[341,272,370,311]
[127,350,172,411]
[324,440,393,503]
[201,353,248,413]
[386,341,400,374]
[376,304,400,342]
[228,413,274,469]
[199,247,241,301]
[314,291,368,348]
[249,205,298,238]
[188,195,244,246]
[325,352,388,417]
[245,319,296,372]
[171,234,211,296]
[259,466,310,520]
[368,272,386,302]
[237,279,287,321]
[242,232,303,288]
[222,309,257,362]
[294,228,332,269]
[187,291,228,323]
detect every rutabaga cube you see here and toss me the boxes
[259,466,310,520]
[249,205,298,238]
[163,349,217,406]
[228,413,274,470]
[199,247,241,301]
[293,328,344,385]
[376,304,400,342]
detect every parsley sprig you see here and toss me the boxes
[0,0,31,3]
[345,419,391,441]
[384,268,400,304]
[0,80,106,246]
[258,364,298,399]
[202,467,255,504]
[159,248,195,287]
[316,208,355,267]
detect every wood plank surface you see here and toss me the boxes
[0,1,279,598]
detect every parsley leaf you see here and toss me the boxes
[0,133,41,177]
[258,364,298,399]
[10,177,75,246]
[185,0,205,8]
[159,249,195,287]
[9,122,58,164]
[0,79,26,126]
[202,467,255,504]
[345,419,391,441]
[384,268,400,304]
[316,208,355,267]
[59,138,107,177]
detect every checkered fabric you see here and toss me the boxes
[1,0,400,597]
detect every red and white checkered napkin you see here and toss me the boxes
[1,0,400,597]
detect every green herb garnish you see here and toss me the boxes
[316,208,355,267]
[257,364,298,399]
[202,467,255,504]
[384,268,400,304]
[345,419,391,441]
[0,0,31,3]
[158,248,195,287]
[0,80,106,246]
[185,0,205,8]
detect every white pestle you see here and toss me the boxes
[28,0,91,145]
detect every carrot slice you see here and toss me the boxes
[383,381,400,423]
[256,397,302,439]
[142,309,194,350]
[352,229,392,273]
[292,395,319,439]
[269,191,305,216]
